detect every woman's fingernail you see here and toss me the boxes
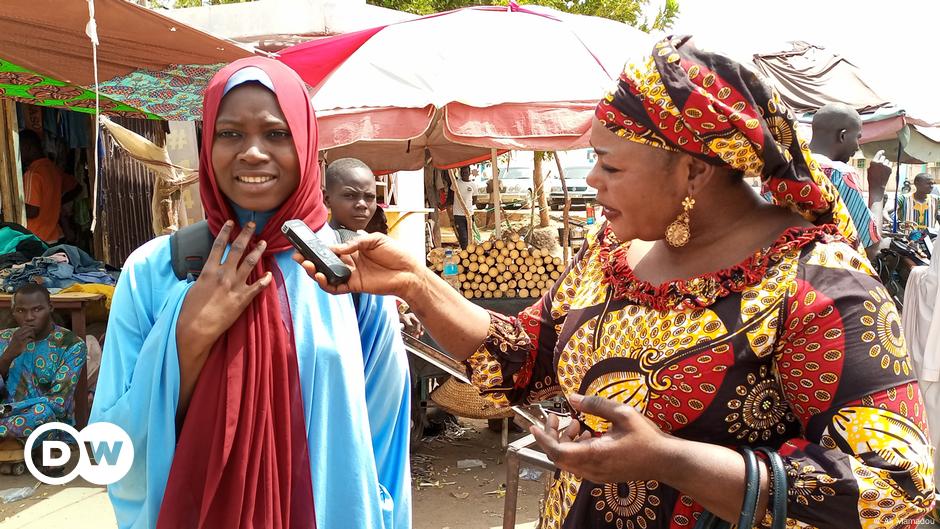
[247,221,256,230]
[224,220,233,228]
[568,394,583,405]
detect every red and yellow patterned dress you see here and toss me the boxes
[466,224,934,529]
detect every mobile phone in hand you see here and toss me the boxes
[282,219,352,286]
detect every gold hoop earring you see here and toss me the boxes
[665,196,695,247]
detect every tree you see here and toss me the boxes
[532,152,549,227]
[368,0,680,31]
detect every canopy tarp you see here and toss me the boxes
[763,43,940,163]
[860,122,940,164]
[95,63,228,121]
[281,4,649,171]
[753,42,888,114]
[0,0,252,120]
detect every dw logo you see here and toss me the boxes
[24,422,134,485]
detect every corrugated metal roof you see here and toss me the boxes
[99,118,166,266]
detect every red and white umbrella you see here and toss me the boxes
[279,3,649,171]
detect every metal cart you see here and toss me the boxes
[406,297,538,443]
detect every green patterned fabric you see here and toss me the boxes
[0,59,158,119]
[0,60,227,121]
[95,63,225,122]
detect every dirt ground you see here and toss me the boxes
[0,449,101,524]
[0,418,548,528]
[412,418,547,529]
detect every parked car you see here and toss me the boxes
[500,166,535,195]
[475,166,533,208]
[548,165,597,209]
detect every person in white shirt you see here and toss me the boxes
[451,166,475,248]
[903,249,940,474]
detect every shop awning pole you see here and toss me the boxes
[553,152,571,263]
[87,0,101,232]
[491,148,501,238]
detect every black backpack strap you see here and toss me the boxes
[170,220,214,281]
[169,222,368,317]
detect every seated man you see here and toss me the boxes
[0,283,87,441]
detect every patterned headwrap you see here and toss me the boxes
[596,35,858,244]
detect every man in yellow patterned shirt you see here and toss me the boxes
[897,173,940,230]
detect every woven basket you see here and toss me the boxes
[430,377,515,420]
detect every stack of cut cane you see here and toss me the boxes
[427,232,563,300]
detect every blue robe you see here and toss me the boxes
[90,223,411,529]
[0,324,87,440]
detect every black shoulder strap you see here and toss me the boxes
[169,221,366,316]
[170,220,213,281]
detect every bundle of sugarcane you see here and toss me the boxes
[427,232,564,300]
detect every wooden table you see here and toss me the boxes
[0,292,105,429]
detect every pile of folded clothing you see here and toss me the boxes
[0,223,47,269]
[1,243,118,293]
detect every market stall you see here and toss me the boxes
[752,40,940,254]
[0,0,257,260]
[0,1,258,443]
[0,0,251,121]
[278,5,648,437]
[281,2,649,243]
